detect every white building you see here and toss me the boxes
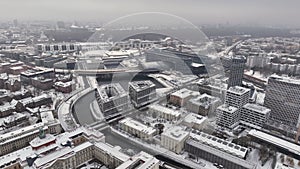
[116,151,160,169]
[0,126,107,169]
[161,126,189,154]
[40,110,63,134]
[226,86,251,111]
[0,123,48,156]
[182,113,207,130]
[216,104,239,129]
[241,103,270,129]
[148,104,181,121]
[119,117,157,140]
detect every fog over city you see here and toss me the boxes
[1,1,300,169]
[1,0,300,27]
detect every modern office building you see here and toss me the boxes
[129,80,156,108]
[115,39,154,50]
[187,93,221,117]
[145,48,205,75]
[225,86,250,111]
[264,75,300,127]
[189,132,248,159]
[148,104,181,121]
[161,126,189,154]
[96,83,128,117]
[241,103,271,129]
[185,132,255,169]
[36,43,81,53]
[216,104,239,129]
[119,117,157,140]
[222,55,246,87]
[248,129,300,160]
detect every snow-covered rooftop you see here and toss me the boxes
[227,86,250,95]
[217,104,238,114]
[190,132,248,158]
[248,129,300,155]
[183,113,207,126]
[162,126,189,141]
[171,88,199,99]
[148,104,181,118]
[116,151,159,169]
[119,117,156,135]
[242,103,270,115]
[129,80,155,91]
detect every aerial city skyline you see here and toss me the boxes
[0,1,300,169]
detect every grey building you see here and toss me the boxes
[222,55,246,88]
[264,75,300,127]
[96,83,128,117]
[145,48,205,75]
[225,86,250,112]
[129,80,156,108]
[241,103,270,129]
[185,137,256,169]
[186,93,221,117]
[216,104,239,129]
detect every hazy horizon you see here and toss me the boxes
[1,0,300,28]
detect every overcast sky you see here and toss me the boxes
[1,0,299,27]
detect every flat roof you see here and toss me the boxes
[269,74,300,85]
[105,50,138,57]
[186,139,255,169]
[40,111,55,124]
[0,126,104,167]
[30,134,56,148]
[227,86,251,95]
[149,104,181,117]
[162,126,189,141]
[183,113,207,125]
[171,88,198,99]
[248,129,300,155]
[94,142,130,162]
[274,163,294,169]
[242,103,270,115]
[190,132,247,158]
[97,83,127,101]
[119,117,156,135]
[0,123,45,143]
[116,151,159,169]
[9,66,23,70]
[217,104,238,114]
[34,147,74,167]
[3,112,27,123]
[54,81,73,87]
[129,80,155,91]
[188,93,220,107]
